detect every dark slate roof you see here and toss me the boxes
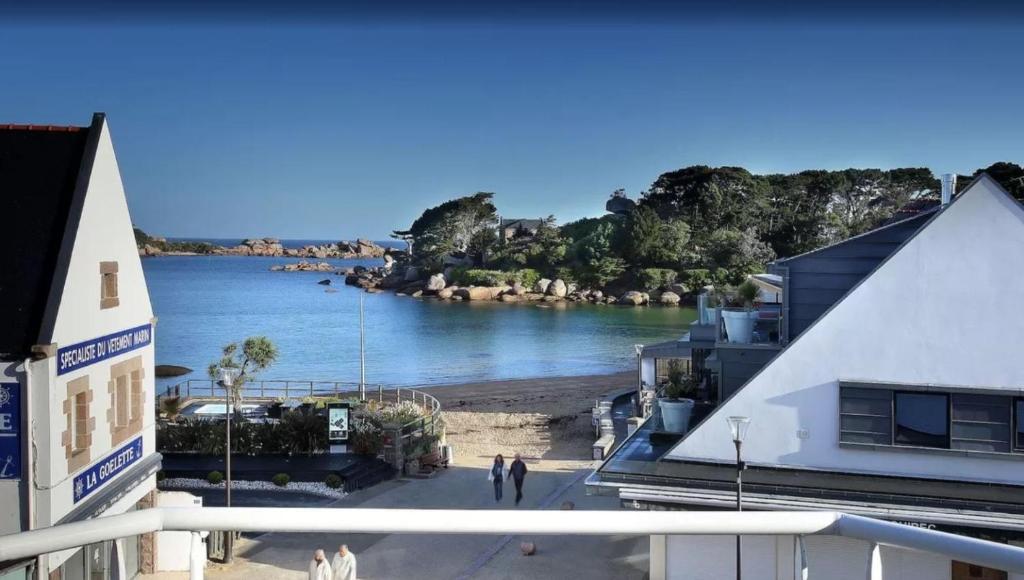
[500,218,544,230]
[0,117,98,359]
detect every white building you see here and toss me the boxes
[0,114,159,580]
[591,175,1024,580]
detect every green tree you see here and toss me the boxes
[623,206,690,267]
[640,166,770,241]
[392,192,499,268]
[208,336,279,401]
[973,162,1024,201]
[570,221,626,287]
[705,228,776,284]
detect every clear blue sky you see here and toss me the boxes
[2,18,1022,239]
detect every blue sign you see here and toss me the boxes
[0,382,21,480]
[57,324,152,376]
[73,437,143,503]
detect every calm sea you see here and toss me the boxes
[143,255,696,390]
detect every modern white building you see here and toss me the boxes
[0,114,159,580]
[591,175,1024,579]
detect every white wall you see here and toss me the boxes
[666,177,1024,485]
[156,491,204,571]
[664,535,950,580]
[27,119,158,571]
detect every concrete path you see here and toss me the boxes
[146,463,647,580]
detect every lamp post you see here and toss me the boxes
[359,291,366,400]
[219,367,240,563]
[727,416,751,580]
[633,344,644,417]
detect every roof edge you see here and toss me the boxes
[35,112,106,346]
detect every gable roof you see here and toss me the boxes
[500,218,543,230]
[0,114,103,359]
[663,177,1024,477]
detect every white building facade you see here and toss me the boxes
[592,175,1024,580]
[0,114,159,580]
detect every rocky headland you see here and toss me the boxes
[343,264,690,306]
[138,236,389,259]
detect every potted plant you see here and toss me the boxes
[720,280,760,344]
[659,360,699,433]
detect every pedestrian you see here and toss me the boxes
[509,452,528,506]
[487,453,509,503]
[331,544,357,580]
[309,549,331,580]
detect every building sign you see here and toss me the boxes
[57,324,152,376]
[73,436,143,503]
[328,402,350,443]
[0,382,21,480]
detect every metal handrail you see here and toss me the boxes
[2,509,1024,579]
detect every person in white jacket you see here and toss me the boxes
[309,549,331,580]
[332,544,357,580]
[486,454,510,503]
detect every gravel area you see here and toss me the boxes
[433,372,631,469]
[161,477,347,500]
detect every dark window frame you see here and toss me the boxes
[1015,398,1024,452]
[893,390,951,450]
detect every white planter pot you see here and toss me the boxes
[721,309,758,344]
[659,398,695,433]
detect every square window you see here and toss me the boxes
[115,375,129,428]
[100,261,119,309]
[894,392,949,449]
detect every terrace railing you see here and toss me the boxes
[158,379,444,448]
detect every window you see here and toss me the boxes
[100,261,119,309]
[894,392,949,448]
[1016,400,1024,450]
[114,375,129,428]
[73,391,89,452]
[130,369,143,423]
[839,387,892,445]
[951,393,1011,453]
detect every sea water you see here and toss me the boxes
[143,254,696,390]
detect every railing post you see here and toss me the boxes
[378,384,383,403]
[190,531,205,580]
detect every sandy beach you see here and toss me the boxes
[426,372,633,470]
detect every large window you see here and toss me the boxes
[894,392,949,449]
[840,384,1023,455]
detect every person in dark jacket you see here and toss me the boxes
[509,453,528,505]
[487,454,509,502]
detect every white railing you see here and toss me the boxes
[1,509,1023,579]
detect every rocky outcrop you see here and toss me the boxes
[659,291,681,305]
[548,279,567,298]
[271,260,336,272]
[534,278,551,294]
[619,291,646,305]
[426,273,446,292]
[234,238,285,256]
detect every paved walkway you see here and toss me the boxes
[145,463,647,579]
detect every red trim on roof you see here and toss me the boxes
[1,124,84,132]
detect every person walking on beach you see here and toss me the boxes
[331,544,357,580]
[509,452,528,506]
[487,454,509,502]
[309,549,331,580]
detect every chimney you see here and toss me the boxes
[941,173,957,206]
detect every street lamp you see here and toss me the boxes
[219,366,241,563]
[633,344,644,417]
[727,415,751,580]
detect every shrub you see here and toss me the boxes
[207,471,224,485]
[636,268,677,290]
[272,473,291,487]
[451,268,541,288]
[679,269,712,289]
[515,268,542,289]
[350,416,385,455]
[325,474,343,489]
